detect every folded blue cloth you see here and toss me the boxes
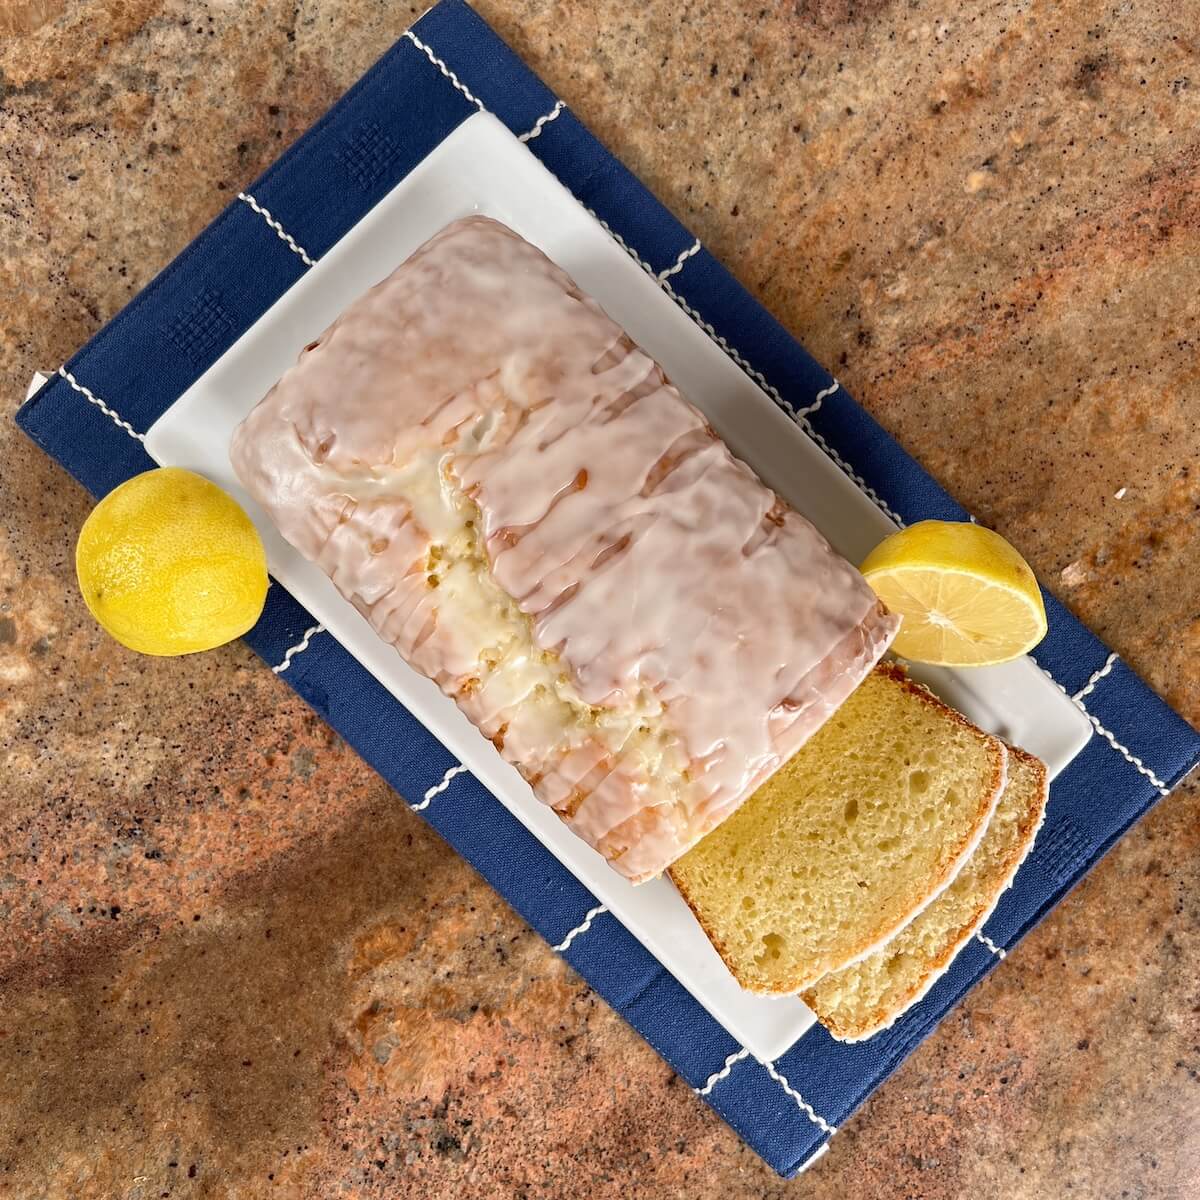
[17,0,1198,1176]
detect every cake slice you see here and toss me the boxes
[804,744,1047,1040]
[669,663,1007,993]
[230,216,897,882]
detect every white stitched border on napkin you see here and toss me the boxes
[271,623,325,673]
[763,1060,838,1134]
[1074,652,1118,701]
[410,762,469,812]
[56,367,145,442]
[237,192,317,268]
[518,99,565,142]
[404,29,484,111]
[551,902,609,952]
[694,1046,750,1095]
[975,931,1006,959]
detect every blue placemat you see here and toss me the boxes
[17,0,1199,1177]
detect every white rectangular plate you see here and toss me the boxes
[146,112,1091,1063]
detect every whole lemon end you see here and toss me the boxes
[76,467,268,656]
[861,520,1047,667]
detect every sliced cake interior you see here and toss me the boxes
[804,744,1048,1040]
[669,663,1007,994]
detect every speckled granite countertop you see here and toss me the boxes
[1,1,1197,1196]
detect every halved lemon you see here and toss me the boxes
[861,520,1047,667]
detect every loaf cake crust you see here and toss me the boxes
[231,216,897,881]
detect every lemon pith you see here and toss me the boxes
[76,467,268,656]
[860,521,1047,667]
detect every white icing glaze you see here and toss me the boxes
[230,217,898,881]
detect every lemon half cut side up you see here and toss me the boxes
[860,520,1047,668]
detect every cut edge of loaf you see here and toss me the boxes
[786,715,1009,991]
[806,743,1049,1041]
[670,662,1011,995]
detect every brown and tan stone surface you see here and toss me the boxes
[1,1,1197,1196]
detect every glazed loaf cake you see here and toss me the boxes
[230,216,897,882]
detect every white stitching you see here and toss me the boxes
[271,623,325,673]
[794,379,839,420]
[661,278,790,406]
[693,1047,750,1095]
[403,29,484,112]
[1073,652,1118,701]
[795,415,905,527]
[410,762,469,812]
[657,238,701,281]
[517,99,565,142]
[791,1141,831,1176]
[1037,665,1170,796]
[237,192,317,268]
[697,1049,839,1139]
[57,367,146,442]
[586,207,658,276]
[763,1060,838,1135]
[976,931,1006,959]
[1084,712,1170,795]
[551,903,608,952]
